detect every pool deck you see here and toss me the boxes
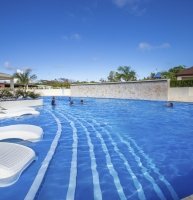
[182,195,193,200]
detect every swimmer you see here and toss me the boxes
[166,102,173,107]
[69,100,74,105]
[51,96,56,106]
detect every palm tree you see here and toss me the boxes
[107,71,119,82]
[14,69,37,93]
[116,66,136,81]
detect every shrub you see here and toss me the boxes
[0,89,14,99]
[14,89,26,98]
[0,89,40,100]
[170,80,193,87]
[27,91,40,99]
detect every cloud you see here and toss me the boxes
[3,61,34,75]
[113,0,147,16]
[62,33,81,41]
[138,42,171,51]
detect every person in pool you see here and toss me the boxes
[165,102,173,107]
[51,96,56,106]
[69,100,74,105]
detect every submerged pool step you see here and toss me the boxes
[35,112,74,200]
[25,111,62,200]
[100,122,179,200]
[55,112,99,200]
[71,119,102,200]
[36,106,180,200]
[66,113,128,200]
[67,111,179,200]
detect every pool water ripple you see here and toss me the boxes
[1,98,193,200]
[60,100,181,200]
[25,110,62,200]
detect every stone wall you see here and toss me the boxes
[71,80,168,101]
[33,89,71,96]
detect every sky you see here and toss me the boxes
[0,0,193,81]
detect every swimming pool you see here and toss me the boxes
[0,97,193,200]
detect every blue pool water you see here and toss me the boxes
[0,97,193,200]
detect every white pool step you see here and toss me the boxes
[0,107,39,119]
[0,142,36,187]
[0,124,43,142]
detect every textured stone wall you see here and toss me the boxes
[71,80,168,101]
[34,89,71,96]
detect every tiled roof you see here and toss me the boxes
[0,73,12,80]
[176,66,193,76]
[0,72,11,76]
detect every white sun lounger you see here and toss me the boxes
[0,142,36,187]
[0,107,39,119]
[0,124,43,142]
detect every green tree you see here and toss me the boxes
[14,69,37,93]
[168,65,185,73]
[99,78,106,83]
[116,66,136,81]
[161,65,186,80]
[143,72,156,80]
[107,71,119,82]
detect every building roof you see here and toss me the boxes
[176,66,193,76]
[0,72,13,80]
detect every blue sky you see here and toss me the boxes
[0,0,193,81]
